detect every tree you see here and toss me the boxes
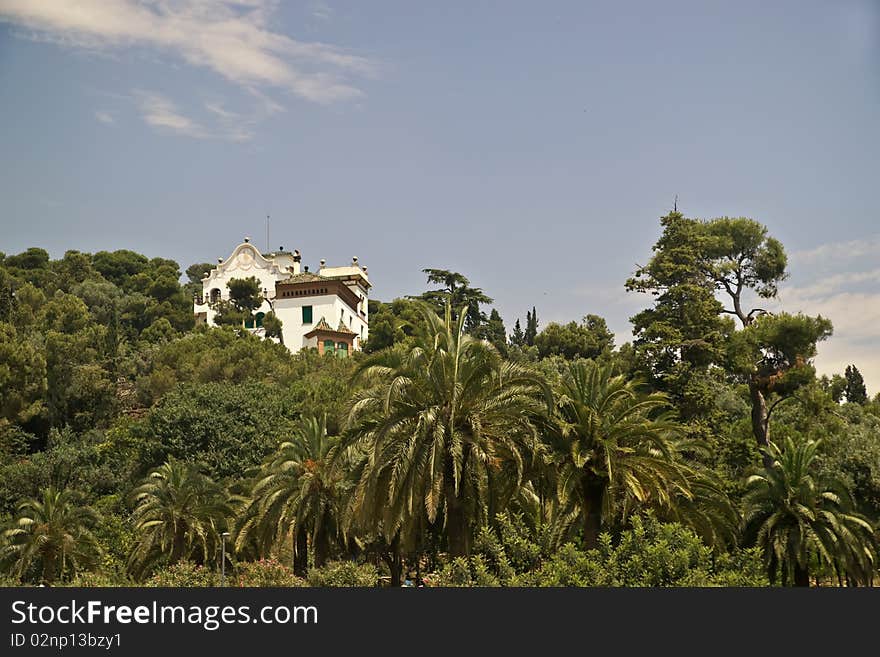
[844,365,868,405]
[215,277,263,329]
[186,262,214,285]
[0,487,100,584]
[475,308,508,357]
[129,381,300,481]
[416,269,492,333]
[226,277,263,314]
[548,361,696,548]
[91,250,149,289]
[524,307,538,346]
[262,311,284,344]
[0,322,47,432]
[534,314,614,360]
[127,459,233,580]
[823,374,847,404]
[362,298,422,353]
[343,302,551,557]
[742,437,876,586]
[628,214,830,467]
[510,319,525,348]
[726,312,832,465]
[237,416,347,574]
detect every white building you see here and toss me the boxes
[193,239,370,355]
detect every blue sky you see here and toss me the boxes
[1,1,879,392]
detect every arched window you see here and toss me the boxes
[255,312,265,328]
[209,288,221,303]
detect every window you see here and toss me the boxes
[324,339,335,355]
[302,305,313,324]
[209,288,221,303]
[255,312,265,328]
[337,342,349,357]
[244,316,254,329]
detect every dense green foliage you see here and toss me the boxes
[1,217,879,588]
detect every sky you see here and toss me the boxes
[1,0,879,393]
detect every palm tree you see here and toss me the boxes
[0,487,100,584]
[548,361,702,549]
[236,415,347,574]
[342,302,551,557]
[742,436,876,586]
[127,459,233,579]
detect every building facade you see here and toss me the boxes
[193,239,370,355]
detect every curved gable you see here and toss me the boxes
[206,241,287,283]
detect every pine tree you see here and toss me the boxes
[844,365,868,404]
[510,319,525,347]
[524,306,538,346]
[477,308,508,357]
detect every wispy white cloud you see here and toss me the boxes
[778,268,880,301]
[768,265,880,396]
[204,101,238,120]
[790,235,880,265]
[0,0,376,104]
[134,91,209,139]
[309,1,334,22]
[94,110,115,124]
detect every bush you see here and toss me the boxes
[67,570,133,587]
[306,561,378,587]
[144,561,217,587]
[231,559,307,587]
[515,515,768,587]
[426,514,768,587]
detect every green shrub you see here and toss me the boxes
[426,514,768,587]
[515,515,768,587]
[306,561,378,587]
[231,559,307,587]
[67,570,133,587]
[144,561,217,587]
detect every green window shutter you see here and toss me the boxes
[323,339,335,354]
[337,342,349,357]
[303,306,313,324]
[255,312,265,328]
[244,316,254,329]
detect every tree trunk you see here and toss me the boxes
[378,534,403,586]
[581,477,605,550]
[173,522,187,564]
[314,530,330,568]
[390,535,402,586]
[749,379,774,469]
[293,526,308,577]
[445,488,471,557]
[42,550,58,585]
[794,562,810,587]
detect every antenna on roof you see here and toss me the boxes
[673,194,678,212]
[266,214,270,253]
